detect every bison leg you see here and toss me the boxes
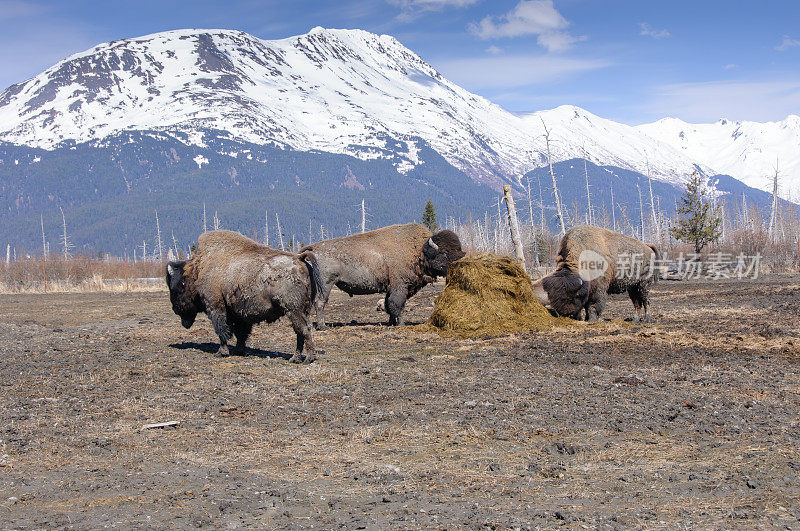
[627,285,647,322]
[313,282,334,331]
[586,291,607,323]
[639,284,652,322]
[385,288,408,326]
[288,312,316,364]
[208,309,233,357]
[230,320,252,355]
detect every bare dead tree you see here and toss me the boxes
[583,145,592,225]
[637,184,645,241]
[526,176,540,267]
[540,118,565,235]
[59,206,72,259]
[155,210,164,260]
[645,157,659,241]
[212,211,221,231]
[361,199,366,233]
[503,186,526,271]
[537,173,545,232]
[276,212,285,251]
[769,160,780,243]
[610,177,617,232]
[202,202,207,233]
[40,214,47,258]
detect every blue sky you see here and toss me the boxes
[0,0,797,124]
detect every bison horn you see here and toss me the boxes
[532,278,550,307]
[427,237,439,251]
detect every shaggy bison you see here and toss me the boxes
[301,223,465,328]
[532,226,658,322]
[166,230,323,363]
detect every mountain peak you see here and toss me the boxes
[637,114,800,195]
[0,27,767,191]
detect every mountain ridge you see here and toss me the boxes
[0,27,723,190]
[636,115,800,198]
[0,27,794,254]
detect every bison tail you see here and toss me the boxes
[647,244,660,282]
[299,250,325,304]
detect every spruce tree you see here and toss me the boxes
[670,172,722,254]
[422,199,438,232]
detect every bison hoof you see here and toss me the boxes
[288,353,303,364]
[314,323,328,331]
[302,353,317,365]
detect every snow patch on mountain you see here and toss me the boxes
[637,115,800,198]
[0,27,730,188]
[521,105,711,186]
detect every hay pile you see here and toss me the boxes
[427,253,558,337]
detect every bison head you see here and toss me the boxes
[532,270,589,319]
[422,230,466,277]
[166,261,202,329]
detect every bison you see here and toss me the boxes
[301,223,465,328]
[166,230,324,363]
[532,226,658,322]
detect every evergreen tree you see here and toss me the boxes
[422,199,438,232]
[670,172,722,254]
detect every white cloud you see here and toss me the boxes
[775,35,800,51]
[435,54,610,89]
[638,22,670,39]
[537,31,587,52]
[468,0,585,52]
[723,63,737,70]
[643,78,800,122]
[485,45,503,54]
[389,0,479,21]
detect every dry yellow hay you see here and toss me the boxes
[424,253,566,337]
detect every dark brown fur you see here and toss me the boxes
[532,226,659,322]
[301,223,465,327]
[166,230,323,363]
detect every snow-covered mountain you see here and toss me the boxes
[0,27,708,189]
[637,116,800,198]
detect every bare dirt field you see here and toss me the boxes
[1,275,799,528]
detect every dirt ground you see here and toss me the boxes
[1,275,799,529]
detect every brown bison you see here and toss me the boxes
[532,226,659,322]
[166,230,323,363]
[301,223,465,328]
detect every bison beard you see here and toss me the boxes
[165,230,321,363]
[541,270,590,319]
